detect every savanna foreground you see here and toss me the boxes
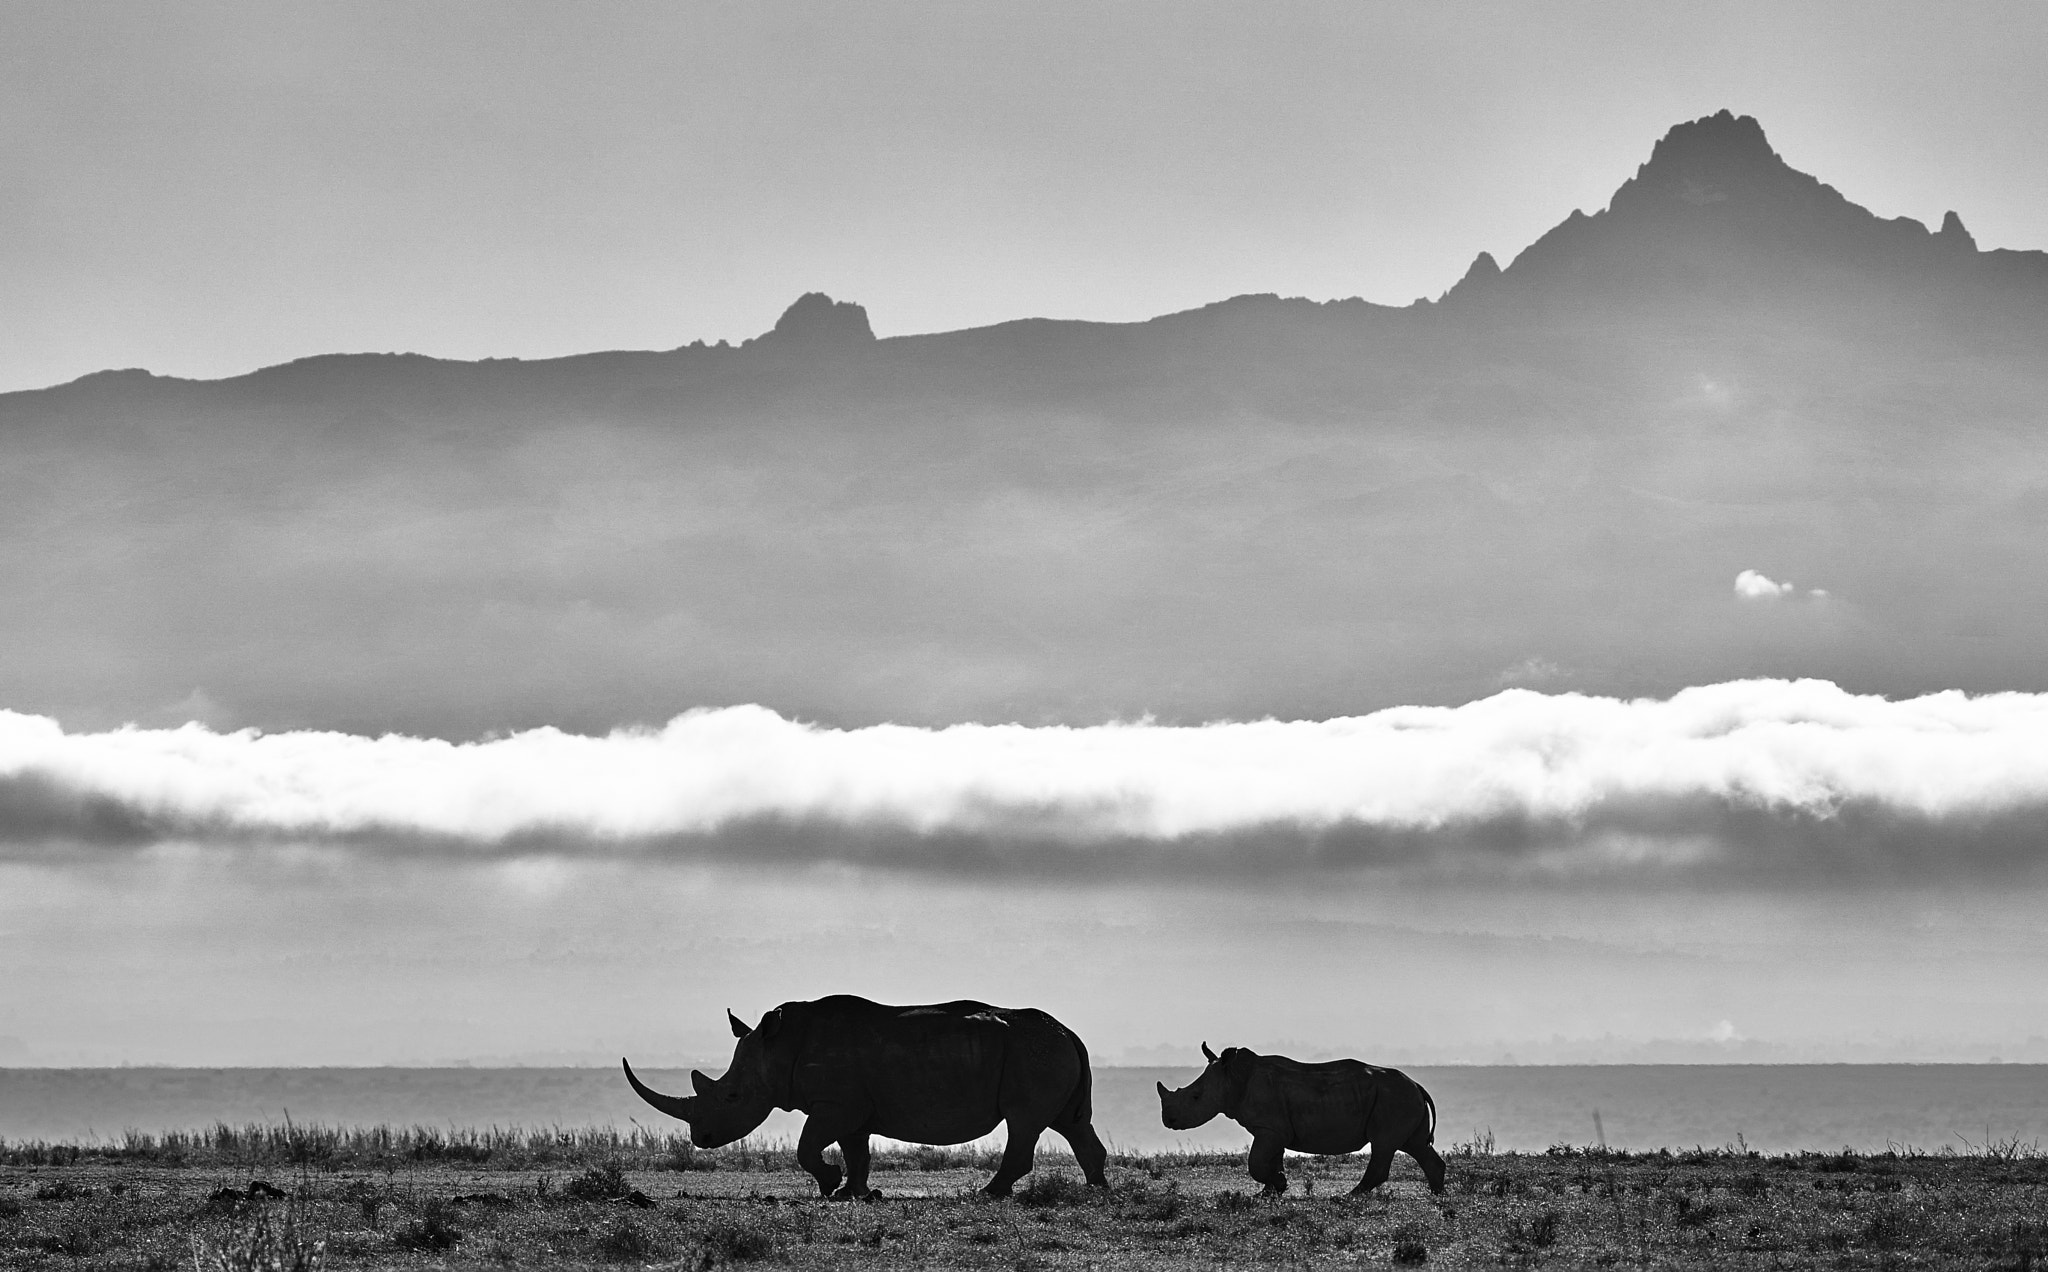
[2,1128,2044,1269]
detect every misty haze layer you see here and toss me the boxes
[3,114,2046,735]
[6,852,2046,1067]
[7,678,2048,882]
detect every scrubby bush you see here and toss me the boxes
[695,1216,775,1262]
[193,1202,324,1272]
[1017,1171,1091,1208]
[392,1198,462,1252]
[595,1215,670,1262]
[566,1160,632,1202]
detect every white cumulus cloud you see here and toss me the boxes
[1734,569,1795,599]
[7,680,2048,879]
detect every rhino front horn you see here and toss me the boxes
[728,1009,752,1039]
[620,1057,696,1124]
[1202,1041,1218,1063]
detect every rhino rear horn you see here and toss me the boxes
[728,1009,752,1039]
[1201,1041,1218,1063]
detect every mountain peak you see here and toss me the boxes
[756,292,876,350]
[1477,109,2037,305]
[1439,250,1502,304]
[1608,110,1801,218]
[1938,209,1978,251]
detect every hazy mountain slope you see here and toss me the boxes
[4,111,2045,735]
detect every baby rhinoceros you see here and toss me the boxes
[1157,1043,1445,1196]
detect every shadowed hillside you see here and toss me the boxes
[4,111,2045,736]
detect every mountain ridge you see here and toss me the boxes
[11,111,2044,400]
[3,111,2047,736]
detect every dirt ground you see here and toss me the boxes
[3,1148,2045,1269]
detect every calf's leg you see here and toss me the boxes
[1247,1130,1289,1196]
[1403,1134,1447,1195]
[1350,1139,1397,1196]
[795,1116,846,1198]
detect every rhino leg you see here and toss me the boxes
[1053,1120,1109,1188]
[831,1134,881,1201]
[1349,1139,1397,1196]
[981,1116,1047,1197]
[795,1114,848,1198]
[1403,1135,1447,1195]
[1247,1130,1288,1196]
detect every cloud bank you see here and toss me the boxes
[7,680,2048,879]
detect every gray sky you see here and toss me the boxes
[8,2,2048,1075]
[4,0,2046,392]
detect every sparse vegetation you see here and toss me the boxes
[0,1127,2042,1268]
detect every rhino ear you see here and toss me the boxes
[1201,1041,1218,1064]
[690,1069,713,1096]
[1156,1081,1170,1098]
[758,1007,784,1040]
[728,1009,753,1039]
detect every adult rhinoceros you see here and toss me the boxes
[1157,1043,1445,1196]
[623,995,1108,1199]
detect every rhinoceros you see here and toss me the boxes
[623,995,1109,1199]
[1157,1043,1445,1196]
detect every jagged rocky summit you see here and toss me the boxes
[1441,108,2030,308]
[751,291,876,351]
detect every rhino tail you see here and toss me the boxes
[1418,1081,1438,1143]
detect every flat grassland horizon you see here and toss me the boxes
[3,1122,2044,1269]
[9,1064,2046,1158]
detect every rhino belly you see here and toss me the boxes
[1290,1123,1370,1156]
[869,1105,1004,1146]
[850,1032,1009,1145]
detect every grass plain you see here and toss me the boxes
[1,1124,2043,1269]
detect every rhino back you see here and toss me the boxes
[782,997,1068,1144]
[1234,1056,1430,1156]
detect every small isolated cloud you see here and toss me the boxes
[8,680,2048,880]
[1734,569,1795,600]
[1496,657,1564,687]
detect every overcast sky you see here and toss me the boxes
[4,1,2047,392]
[8,3,2048,1075]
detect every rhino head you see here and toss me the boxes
[1157,1041,1251,1130]
[622,1007,787,1148]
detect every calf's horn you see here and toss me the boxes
[1201,1041,1218,1063]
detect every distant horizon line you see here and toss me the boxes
[7,1061,2045,1071]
